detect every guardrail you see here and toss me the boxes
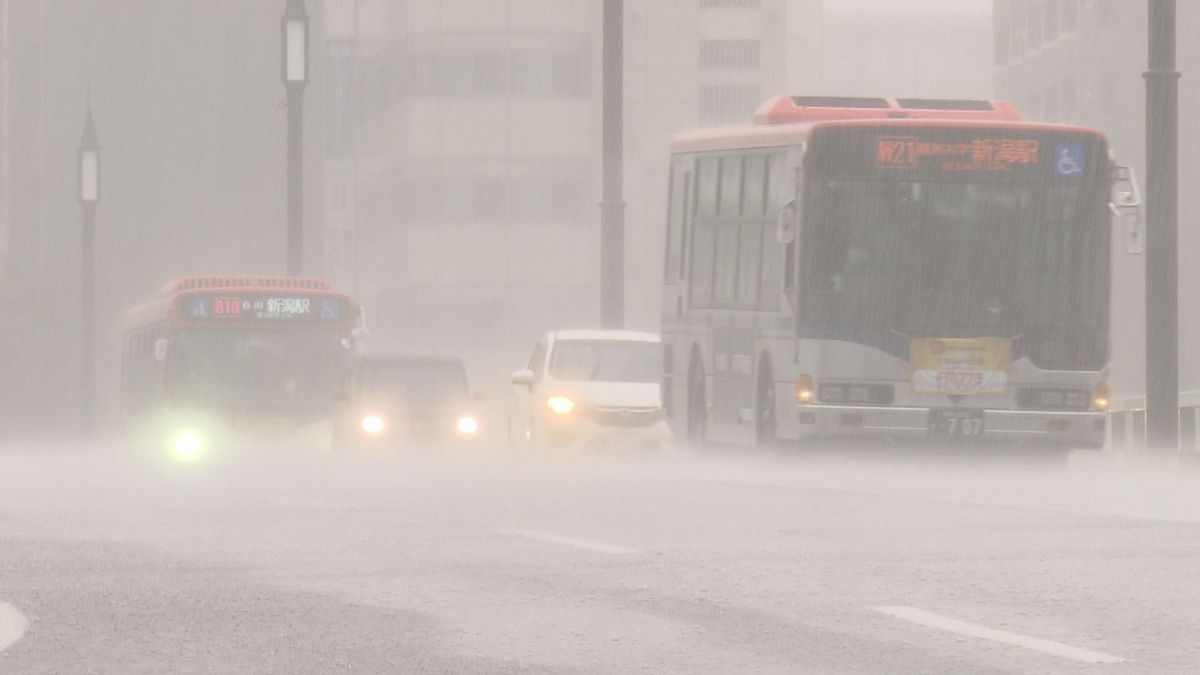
[1108,391,1200,452]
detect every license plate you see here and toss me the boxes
[928,408,985,438]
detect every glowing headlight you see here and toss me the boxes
[456,416,480,435]
[360,415,385,434]
[171,431,203,461]
[546,395,576,415]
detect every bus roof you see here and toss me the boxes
[672,95,1107,153]
[158,275,334,297]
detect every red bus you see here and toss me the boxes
[660,96,1139,452]
[121,276,364,458]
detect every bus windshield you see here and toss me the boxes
[801,177,1108,335]
[168,330,352,418]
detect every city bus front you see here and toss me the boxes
[793,123,1113,449]
[146,290,359,459]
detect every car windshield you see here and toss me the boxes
[168,330,351,419]
[548,340,661,383]
[359,361,467,404]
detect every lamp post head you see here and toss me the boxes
[79,103,100,205]
[282,0,310,85]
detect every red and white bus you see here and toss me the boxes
[121,276,363,458]
[660,96,1138,451]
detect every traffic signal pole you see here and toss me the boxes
[1144,0,1180,452]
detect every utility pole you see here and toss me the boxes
[78,102,100,436]
[282,0,309,276]
[1144,0,1180,452]
[600,0,624,328]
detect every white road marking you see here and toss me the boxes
[873,605,1126,664]
[266,497,360,510]
[0,601,29,653]
[499,529,640,555]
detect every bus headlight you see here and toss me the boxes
[360,414,385,434]
[1093,383,1111,411]
[546,396,576,415]
[794,375,814,405]
[171,431,204,461]
[456,416,480,435]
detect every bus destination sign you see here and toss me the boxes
[808,127,1102,183]
[181,294,347,323]
[876,136,1040,173]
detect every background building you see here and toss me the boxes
[340,0,823,394]
[993,0,1200,397]
[822,1,991,98]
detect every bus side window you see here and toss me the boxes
[714,224,740,305]
[761,152,792,303]
[696,157,719,219]
[690,223,717,307]
[664,160,689,282]
[718,155,742,219]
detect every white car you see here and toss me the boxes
[509,330,673,450]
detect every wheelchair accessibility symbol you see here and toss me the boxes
[1054,143,1084,177]
[320,298,340,321]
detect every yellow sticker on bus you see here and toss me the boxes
[910,338,1011,395]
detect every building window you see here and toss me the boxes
[1027,2,1043,49]
[995,0,1011,66]
[1044,0,1060,42]
[1060,79,1078,122]
[699,85,760,126]
[410,45,591,99]
[699,40,761,69]
[1061,0,1078,32]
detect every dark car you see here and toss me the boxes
[333,355,484,450]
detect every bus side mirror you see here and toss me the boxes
[154,338,169,362]
[1110,165,1142,255]
[1112,165,1141,209]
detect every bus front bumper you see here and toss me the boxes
[794,404,1106,449]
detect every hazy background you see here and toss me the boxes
[0,0,1193,438]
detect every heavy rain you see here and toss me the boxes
[0,1,1197,672]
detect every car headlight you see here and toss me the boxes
[546,396,576,415]
[171,430,204,462]
[360,414,385,434]
[456,416,479,435]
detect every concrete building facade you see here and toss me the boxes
[334,0,822,385]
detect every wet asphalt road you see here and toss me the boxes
[2,444,1200,673]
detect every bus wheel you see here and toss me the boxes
[686,353,706,445]
[755,359,776,447]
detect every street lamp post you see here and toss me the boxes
[78,103,100,435]
[282,0,309,277]
[1144,0,1180,452]
[600,0,625,328]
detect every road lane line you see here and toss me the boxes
[873,605,1126,664]
[499,529,640,555]
[0,601,29,653]
[266,497,360,510]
